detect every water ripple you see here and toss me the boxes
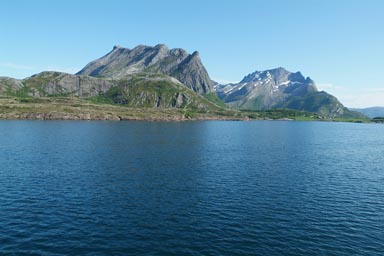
[0,121,383,255]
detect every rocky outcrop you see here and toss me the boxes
[22,72,115,97]
[77,44,214,94]
[0,77,24,92]
[169,51,214,94]
[1,112,121,121]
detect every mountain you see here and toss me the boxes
[351,107,384,118]
[216,67,364,118]
[77,44,214,94]
[0,44,225,112]
[0,71,222,111]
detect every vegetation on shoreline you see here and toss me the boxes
[0,96,373,123]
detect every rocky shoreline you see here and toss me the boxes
[0,112,248,121]
[0,98,372,123]
[0,97,248,122]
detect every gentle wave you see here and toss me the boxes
[0,121,383,255]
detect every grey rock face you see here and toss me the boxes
[0,77,24,92]
[22,72,115,97]
[0,71,219,111]
[77,44,214,94]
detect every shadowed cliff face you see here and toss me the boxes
[77,44,214,94]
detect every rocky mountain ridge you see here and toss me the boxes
[77,44,214,94]
[0,44,224,111]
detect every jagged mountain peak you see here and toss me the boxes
[240,67,305,84]
[169,48,188,56]
[77,44,214,93]
[154,43,168,49]
[111,45,130,53]
[191,51,200,57]
[113,45,125,50]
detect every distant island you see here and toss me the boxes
[0,44,372,122]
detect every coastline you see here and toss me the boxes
[0,97,372,123]
[0,112,248,122]
[0,97,248,122]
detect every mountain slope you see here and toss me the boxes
[275,91,366,118]
[90,73,221,110]
[0,72,221,111]
[21,72,114,97]
[216,67,363,118]
[77,44,214,94]
[0,76,24,93]
[351,107,384,118]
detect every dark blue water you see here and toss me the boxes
[0,120,383,255]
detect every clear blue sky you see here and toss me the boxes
[1,0,383,107]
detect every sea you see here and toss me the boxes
[0,120,383,255]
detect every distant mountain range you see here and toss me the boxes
[0,44,368,119]
[351,107,384,118]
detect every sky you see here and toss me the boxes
[1,0,383,108]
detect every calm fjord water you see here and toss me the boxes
[0,120,383,255]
